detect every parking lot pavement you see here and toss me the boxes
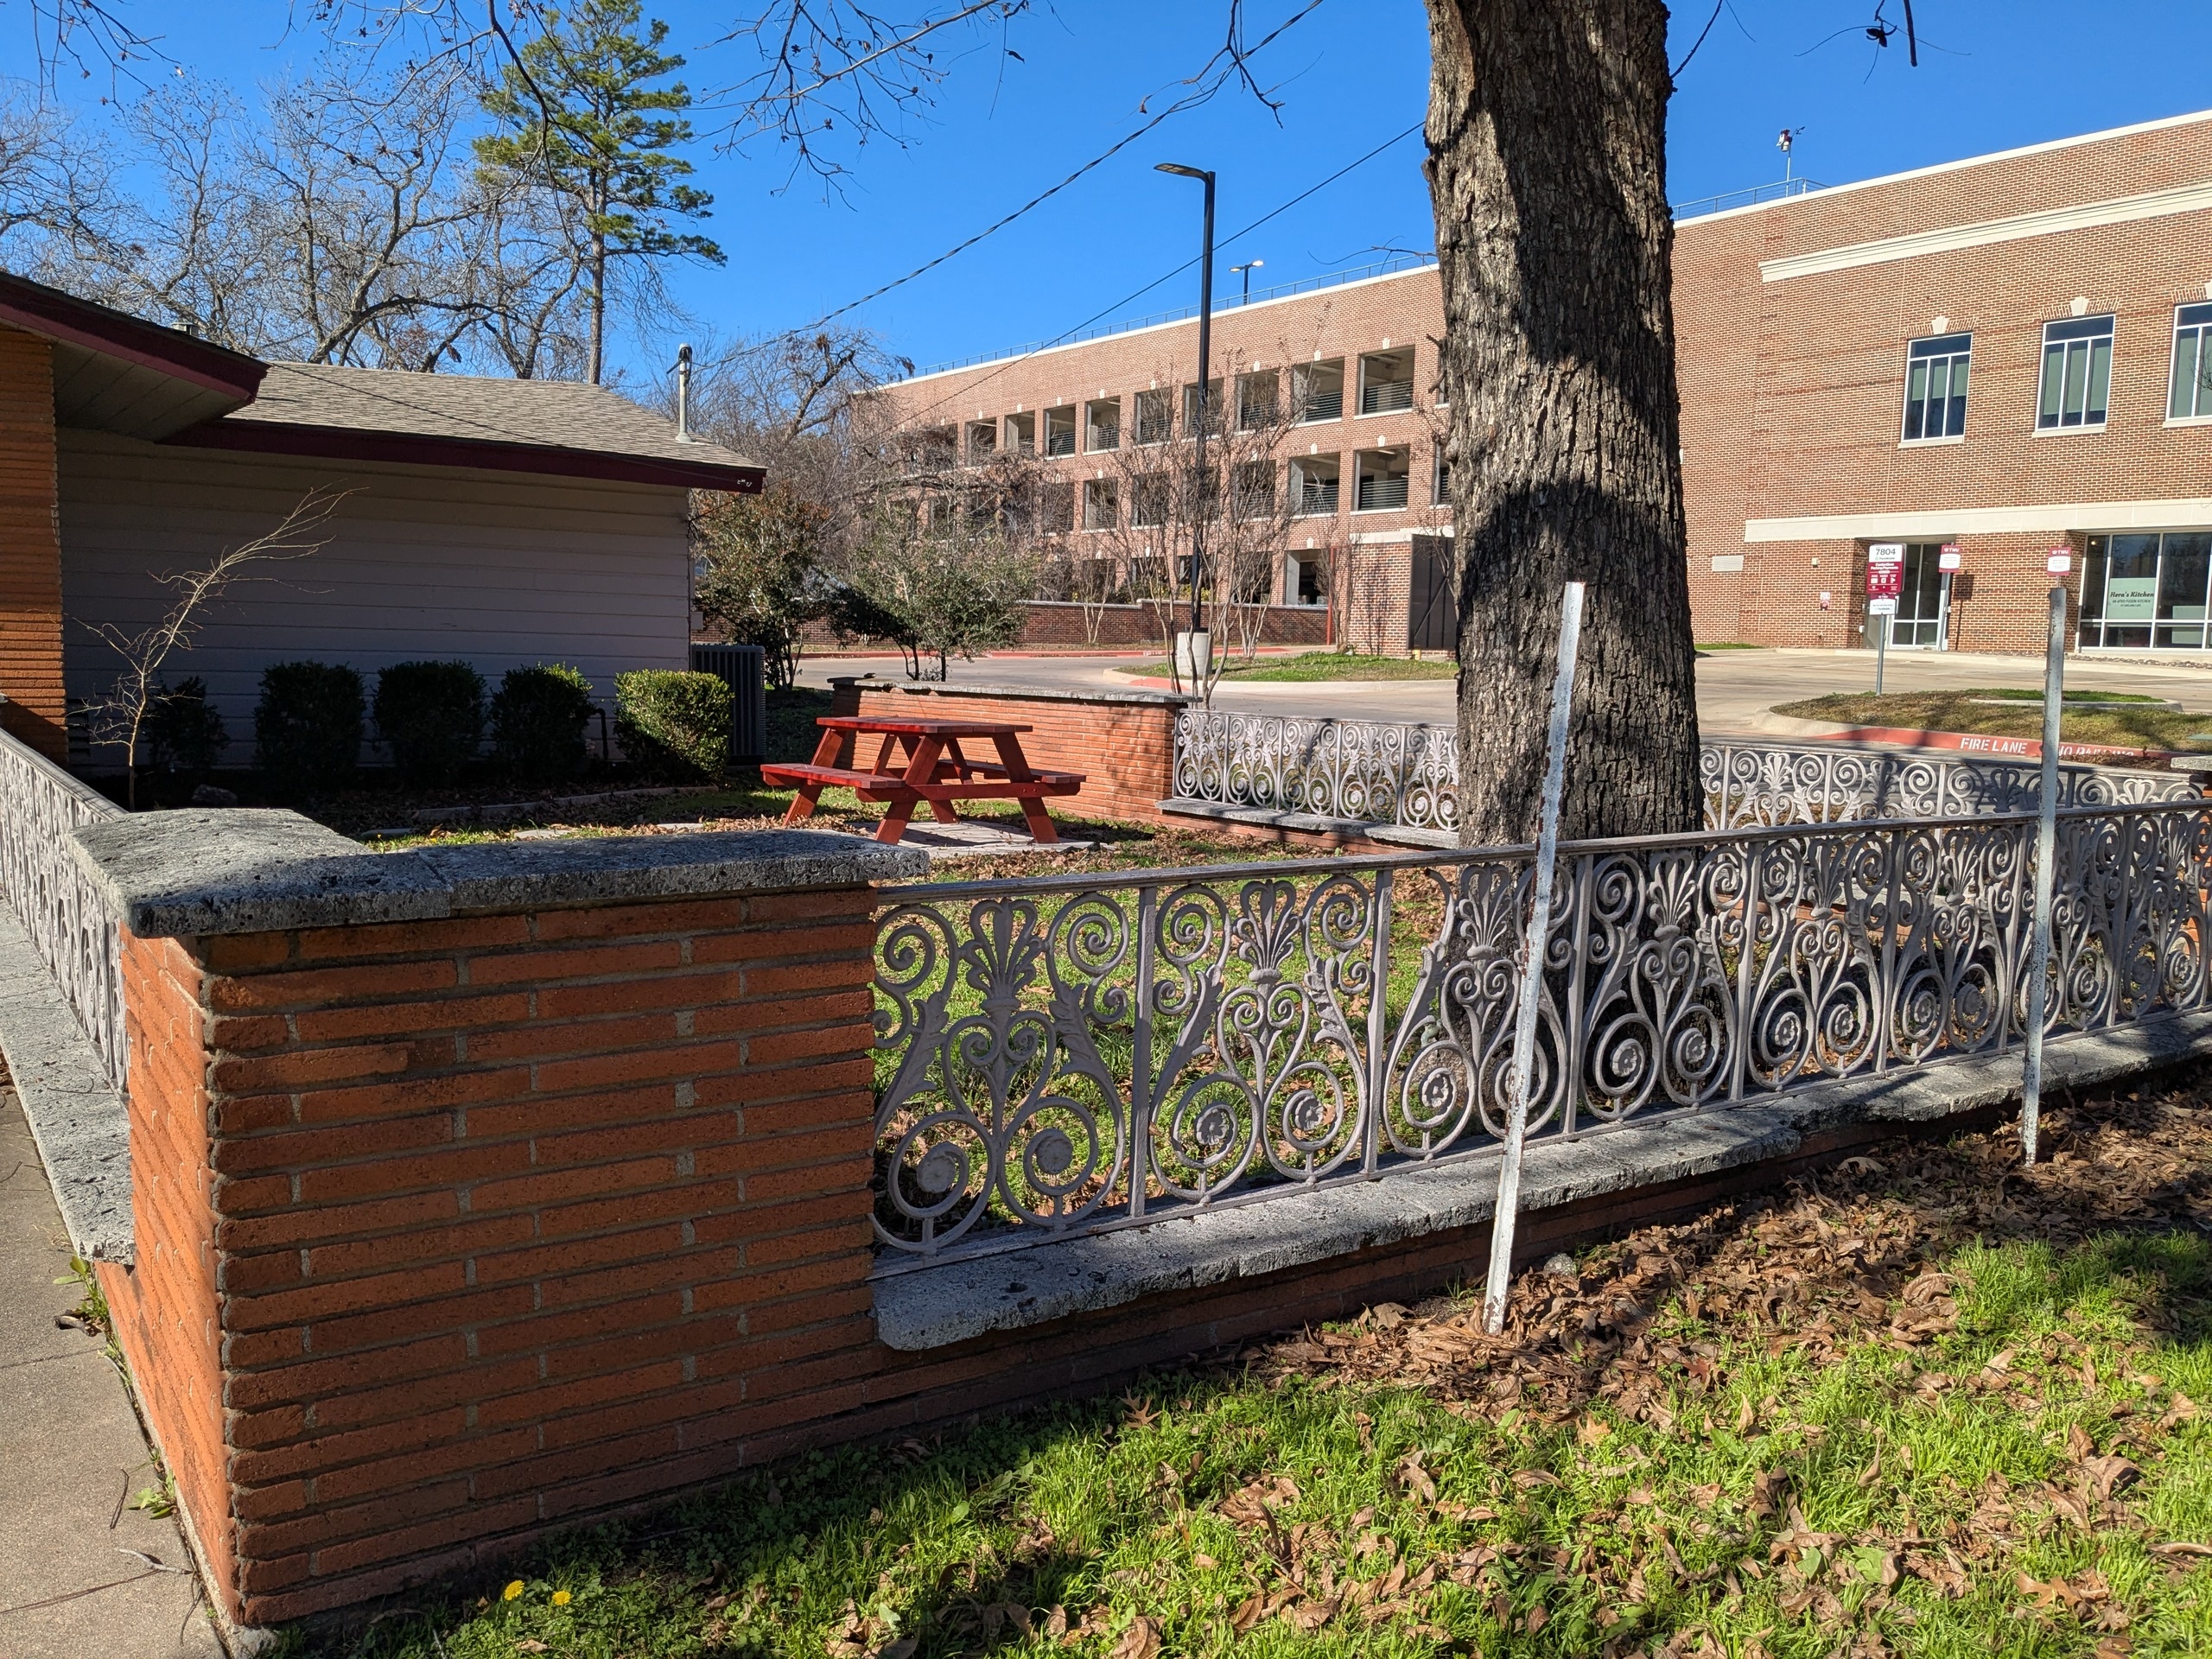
[795,646,2212,735]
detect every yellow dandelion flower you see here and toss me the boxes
[502,1580,524,1602]
[551,1591,572,1606]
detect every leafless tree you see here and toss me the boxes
[78,486,349,806]
[0,84,116,252]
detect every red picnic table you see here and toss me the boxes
[762,715,1086,845]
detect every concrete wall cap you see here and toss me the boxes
[829,674,1192,708]
[69,809,925,937]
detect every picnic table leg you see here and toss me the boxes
[989,734,1060,844]
[923,737,965,823]
[781,725,852,825]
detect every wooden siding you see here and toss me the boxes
[0,325,68,760]
[58,432,693,767]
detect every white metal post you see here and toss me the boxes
[2020,582,2067,1165]
[1482,581,1585,1336]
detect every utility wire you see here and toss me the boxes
[733,0,1329,355]
[892,118,1425,429]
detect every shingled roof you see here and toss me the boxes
[175,361,763,493]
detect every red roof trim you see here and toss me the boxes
[0,273,264,403]
[167,417,766,493]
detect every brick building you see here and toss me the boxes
[879,107,2212,658]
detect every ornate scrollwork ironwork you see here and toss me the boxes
[0,730,127,1092]
[874,798,2212,1266]
[1169,712,2196,836]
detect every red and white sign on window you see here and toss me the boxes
[1866,543,1904,600]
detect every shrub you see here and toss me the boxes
[374,661,486,786]
[254,661,363,798]
[614,670,731,782]
[491,664,594,786]
[143,677,227,773]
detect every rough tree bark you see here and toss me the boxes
[1427,0,1702,846]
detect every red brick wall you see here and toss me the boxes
[1675,116,2212,651]
[0,325,67,759]
[99,931,232,1604]
[98,888,883,1624]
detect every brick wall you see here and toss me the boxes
[1014,601,1330,649]
[1675,115,2212,651]
[0,325,67,759]
[95,886,883,1625]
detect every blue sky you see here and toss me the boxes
[14,1,2212,381]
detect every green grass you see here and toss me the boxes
[281,1084,2212,1658]
[1131,652,1456,683]
[1776,688,2209,755]
[1694,642,1765,652]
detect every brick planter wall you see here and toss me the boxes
[73,818,917,1630]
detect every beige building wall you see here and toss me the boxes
[59,432,694,762]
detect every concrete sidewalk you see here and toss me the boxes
[0,1085,220,1659]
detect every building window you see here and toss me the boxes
[1083,478,1117,531]
[1231,460,1274,521]
[1354,448,1409,512]
[1901,333,1970,442]
[2171,303,2212,421]
[1181,378,1224,436]
[1291,454,1339,516]
[1433,448,1450,506]
[1044,405,1077,457]
[1131,472,1171,527]
[2079,531,2212,649]
[1293,359,1344,423]
[1084,397,1121,453]
[1005,410,1036,455]
[963,419,995,462]
[1039,480,1075,533]
[1357,348,1415,415]
[2037,314,2114,431]
[1235,370,1279,430]
[1135,387,1173,445]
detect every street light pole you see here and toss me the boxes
[1157,162,1215,641]
[1230,258,1263,302]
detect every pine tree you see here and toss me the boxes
[476,0,721,384]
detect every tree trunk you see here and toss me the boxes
[588,234,607,385]
[1427,0,1701,846]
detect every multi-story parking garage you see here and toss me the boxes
[876,107,2212,658]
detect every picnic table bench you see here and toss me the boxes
[761,715,1085,845]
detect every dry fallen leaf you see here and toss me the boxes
[2084,1454,2142,1502]
[874,1642,918,1659]
[1230,1594,1265,1634]
[1043,1605,1069,1639]
[1108,1616,1161,1659]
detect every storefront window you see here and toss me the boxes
[2079,531,2212,648]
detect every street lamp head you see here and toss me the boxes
[1154,162,1213,181]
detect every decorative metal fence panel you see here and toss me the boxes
[873,801,2212,1267]
[1167,710,2196,835]
[0,730,127,1091]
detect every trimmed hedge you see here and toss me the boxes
[375,661,486,786]
[255,661,364,798]
[614,670,731,782]
[492,664,595,785]
[143,677,227,773]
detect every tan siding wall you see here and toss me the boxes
[0,325,67,759]
[59,434,693,764]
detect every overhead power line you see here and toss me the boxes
[891,118,1425,429]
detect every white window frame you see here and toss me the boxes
[1899,332,1971,446]
[2169,302,2212,426]
[2035,313,2115,435]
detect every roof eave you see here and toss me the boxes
[0,273,265,403]
[167,418,766,493]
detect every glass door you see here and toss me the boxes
[1890,542,1950,647]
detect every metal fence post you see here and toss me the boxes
[2020,584,2067,1166]
[1482,582,1584,1336]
